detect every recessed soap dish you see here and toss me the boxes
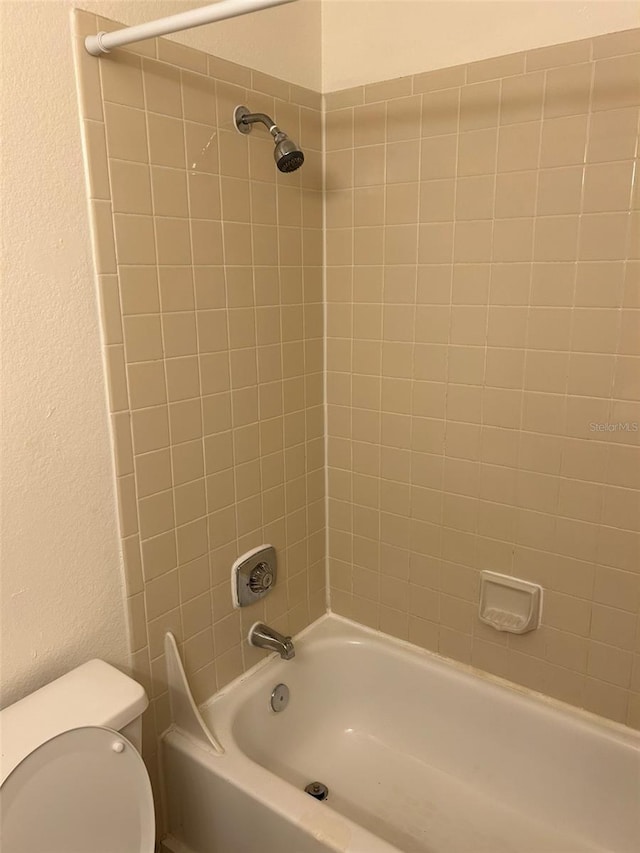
[479,571,543,634]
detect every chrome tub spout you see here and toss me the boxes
[248,622,295,660]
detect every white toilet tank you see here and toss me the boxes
[0,660,155,853]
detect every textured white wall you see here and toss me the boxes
[0,0,131,706]
[322,0,640,91]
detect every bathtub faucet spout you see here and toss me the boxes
[248,622,295,660]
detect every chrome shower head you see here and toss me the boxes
[234,105,305,173]
[272,131,305,173]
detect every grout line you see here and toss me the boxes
[321,93,332,613]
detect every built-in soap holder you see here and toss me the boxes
[479,571,542,634]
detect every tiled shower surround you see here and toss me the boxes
[325,29,640,729]
[75,11,640,792]
[74,9,324,790]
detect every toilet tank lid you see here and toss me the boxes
[0,660,148,784]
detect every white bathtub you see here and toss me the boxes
[161,614,640,853]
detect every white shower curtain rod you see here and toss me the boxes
[85,0,296,56]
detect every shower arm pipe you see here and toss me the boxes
[238,112,280,136]
[85,0,297,56]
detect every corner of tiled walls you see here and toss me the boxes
[323,28,640,730]
[73,8,325,804]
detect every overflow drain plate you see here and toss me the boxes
[270,683,289,712]
[304,781,329,801]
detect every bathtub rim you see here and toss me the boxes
[200,611,640,748]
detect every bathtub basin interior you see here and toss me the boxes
[166,614,640,853]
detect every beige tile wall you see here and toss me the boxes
[324,29,640,729]
[74,10,325,797]
[76,8,640,774]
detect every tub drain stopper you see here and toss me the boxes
[304,781,329,801]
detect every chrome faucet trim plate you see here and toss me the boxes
[232,545,277,607]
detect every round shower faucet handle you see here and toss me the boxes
[249,562,274,593]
